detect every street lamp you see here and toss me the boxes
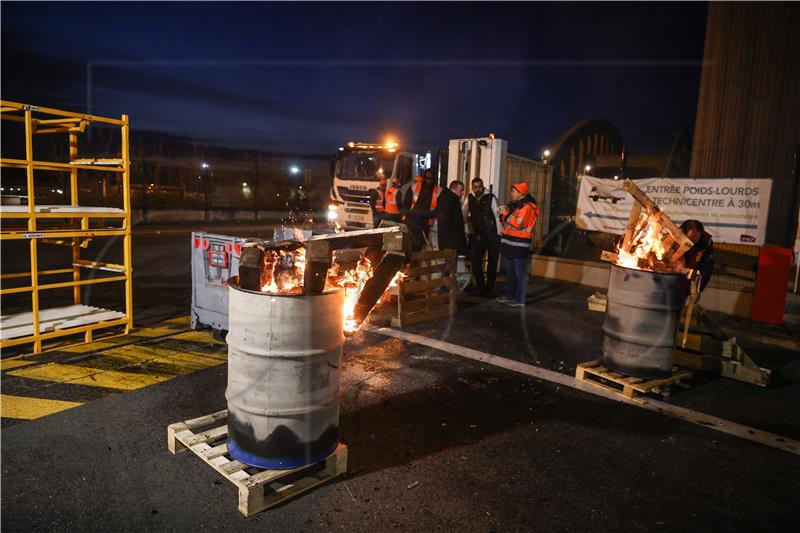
[201,162,209,170]
[290,165,300,175]
[584,164,592,173]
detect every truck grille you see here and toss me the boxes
[337,186,370,204]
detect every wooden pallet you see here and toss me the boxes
[392,249,457,327]
[575,360,691,401]
[167,410,348,517]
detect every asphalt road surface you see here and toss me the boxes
[2,222,799,531]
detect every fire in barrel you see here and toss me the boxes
[225,226,409,468]
[600,180,697,379]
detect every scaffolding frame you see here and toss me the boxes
[0,100,133,353]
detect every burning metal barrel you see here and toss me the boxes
[600,264,687,378]
[225,277,344,469]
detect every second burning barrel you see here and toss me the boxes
[601,264,687,378]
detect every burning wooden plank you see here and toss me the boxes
[601,180,696,276]
[235,225,413,335]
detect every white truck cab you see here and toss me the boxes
[328,141,425,229]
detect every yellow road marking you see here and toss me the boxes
[1,394,83,419]
[101,345,226,373]
[58,340,128,354]
[170,330,225,344]
[1,358,38,372]
[164,316,191,325]
[8,363,171,390]
[132,326,186,338]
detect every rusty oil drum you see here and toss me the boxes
[225,277,344,469]
[600,264,687,378]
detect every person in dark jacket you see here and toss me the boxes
[678,219,715,292]
[368,176,388,228]
[466,177,502,295]
[400,169,439,251]
[497,182,539,307]
[436,181,467,255]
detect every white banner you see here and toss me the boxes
[576,176,773,245]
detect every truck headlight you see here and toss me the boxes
[327,204,339,220]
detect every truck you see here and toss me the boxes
[328,140,427,229]
[446,137,552,248]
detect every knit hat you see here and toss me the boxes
[512,182,529,195]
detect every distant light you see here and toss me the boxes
[347,142,355,148]
[339,146,344,151]
[543,149,551,158]
[242,182,248,187]
[489,133,495,139]
[51,189,55,192]
[290,166,300,175]
[385,138,398,151]
[0,187,4,191]
[614,175,619,180]
[201,162,209,169]
[584,165,591,172]
[57,189,63,194]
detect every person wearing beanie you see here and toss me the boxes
[497,182,539,307]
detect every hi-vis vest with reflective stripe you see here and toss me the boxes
[374,187,385,212]
[385,186,400,214]
[501,201,539,247]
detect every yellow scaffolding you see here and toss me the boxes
[0,100,133,353]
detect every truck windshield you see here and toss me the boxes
[336,152,395,181]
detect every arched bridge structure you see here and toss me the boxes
[546,118,624,221]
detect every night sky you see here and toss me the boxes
[1,2,708,156]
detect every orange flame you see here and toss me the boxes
[257,243,403,334]
[326,256,373,334]
[615,214,667,272]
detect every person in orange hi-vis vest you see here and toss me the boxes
[497,182,538,307]
[383,176,402,223]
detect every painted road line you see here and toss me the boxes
[1,394,83,419]
[101,345,226,373]
[169,330,225,345]
[370,327,800,457]
[1,358,38,372]
[8,363,172,391]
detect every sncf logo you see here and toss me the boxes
[740,234,756,243]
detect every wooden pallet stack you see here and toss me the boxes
[391,249,457,328]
